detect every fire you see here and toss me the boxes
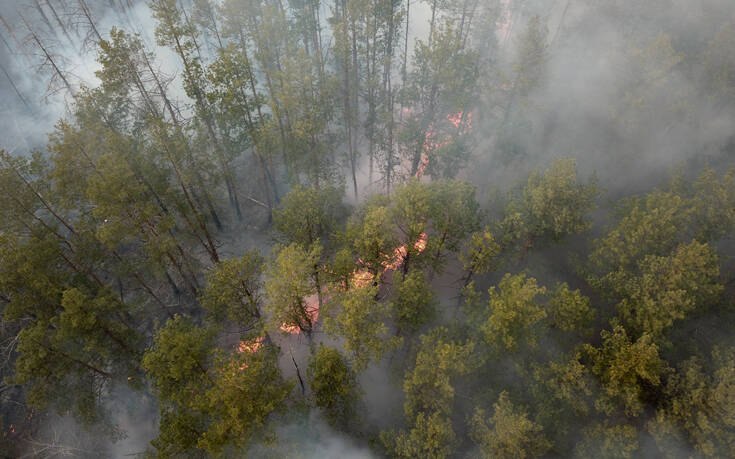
[416,112,473,179]
[448,112,462,129]
[415,152,431,178]
[237,336,264,354]
[414,233,428,252]
[346,233,429,288]
[351,267,376,289]
[280,294,320,335]
[236,336,265,370]
[498,0,513,44]
[382,232,429,272]
[449,112,472,131]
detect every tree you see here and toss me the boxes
[689,167,735,242]
[459,226,503,285]
[345,195,399,275]
[469,273,547,352]
[400,20,481,178]
[142,315,293,455]
[615,241,722,341]
[546,283,595,335]
[649,348,735,457]
[512,15,548,99]
[703,23,735,105]
[150,0,245,220]
[520,158,599,244]
[390,181,432,275]
[469,391,552,459]
[531,352,593,451]
[265,243,322,336]
[584,325,667,417]
[424,180,482,272]
[141,316,213,407]
[612,33,683,138]
[273,185,346,248]
[500,15,548,128]
[195,349,293,454]
[589,168,735,297]
[323,285,400,371]
[306,345,360,429]
[573,422,639,459]
[532,352,592,416]
[391,270,436,334]
[2,233,141,427]
[588,190,692,291]
[402,328,475,418]
[206,42,278,212]
[199,252,265,337]
[385,410,456,459]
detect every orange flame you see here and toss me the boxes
[382,232,429,272]
[416,112,472,179]
[414,233,428,252]
[236,336,265,370]
[237,336,264,354]
[415,152,431,179]
[351,267,376,289]
[347,233,429,288]
[498,0,513,43]
[280,294,320,335]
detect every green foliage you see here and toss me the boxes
[615,241,722,341]
[385,410,456,459]
[306,346,360,429]
[1,0,735,455]
[401,19,482,179]
[703,23,735,103]
[323,285,400,371]
[475,273,548,352]
[573,422,639,458]
[391,271,436,333]
[521,158,599,241]
[459,227,503,280]
[265,243,321,336]
[142,316,214,405]
[403,328,475,418]
[689,168,735,241]
[532,352,593,419]
[513,16,549,98]
[2,233,140,426]
[195,350,292,454]
[469,391,552,459]
[423,181,482,270]
[143,316,293,455]
[199,251,264,334]
[546,283,595,334]
[345,197,399,274]
[390,181,432,264]
[650,348,735,457]
[273,185,346,248]
[585,325,667,416]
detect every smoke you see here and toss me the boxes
[246,411,377,459]
[468,0,735,201]
[14,385,158,458]
[2,0,735,456]
[0,0,184,152]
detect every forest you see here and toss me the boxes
[1,0,735,457]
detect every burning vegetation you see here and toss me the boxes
[1,0,735,457]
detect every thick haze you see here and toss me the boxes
[5,0,732,193]
[1,0,735,457]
